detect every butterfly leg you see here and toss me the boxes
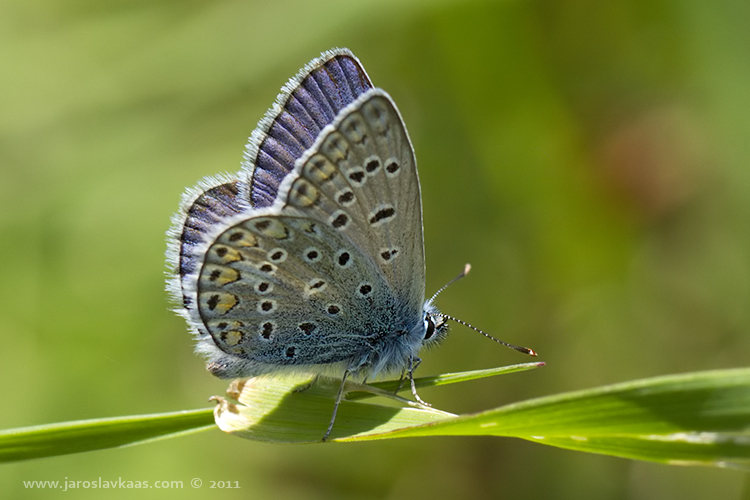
[322,369,351,442]
[408,355,431,407]
[394,368,408,395]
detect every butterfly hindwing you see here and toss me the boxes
[197,214,392,368]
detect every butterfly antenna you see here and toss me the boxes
[427,263,472,305]
[437,313,538,357]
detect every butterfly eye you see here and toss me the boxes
[424,316,436,340]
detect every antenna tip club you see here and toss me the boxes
[512,346,537,357]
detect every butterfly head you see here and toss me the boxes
[420,302,449,348]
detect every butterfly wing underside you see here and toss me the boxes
[196,89,426,378]
[168,49,373,353]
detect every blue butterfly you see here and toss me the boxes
[167,49,534,440]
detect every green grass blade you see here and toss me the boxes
[0,409,215,463]
[4,366,747,469]
[214,367,750,468]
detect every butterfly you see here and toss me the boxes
[167,48,534,440]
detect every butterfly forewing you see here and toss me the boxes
[282,90,425,312]
[196,89,426,376]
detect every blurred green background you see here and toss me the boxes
[2,0,749,498]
